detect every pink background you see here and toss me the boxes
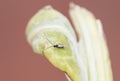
[0,0,119,81]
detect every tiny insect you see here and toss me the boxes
[53,44,65,48]
[41,34,66,54]
[42,37,65,54]
[45,37,65,49]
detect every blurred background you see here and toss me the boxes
[0,0,119,81]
